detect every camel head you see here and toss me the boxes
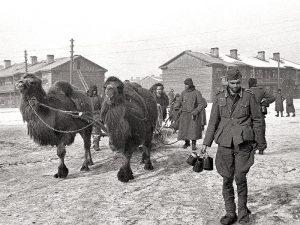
[15,74,46,102]
[103,76,124,105]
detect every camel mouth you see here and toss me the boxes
[15,80,29,91]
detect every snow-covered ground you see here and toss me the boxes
[0,101,299,225]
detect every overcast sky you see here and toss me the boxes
[0,0,299,80]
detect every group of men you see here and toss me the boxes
[274,89,296,117]
[86,70,292,225]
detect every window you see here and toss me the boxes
[216,68,223,79]
[0,98,4,105]
[255,69,263,78]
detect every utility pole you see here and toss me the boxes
[277,55,280,90]
[24,50,28,75]
[70,38,74,84]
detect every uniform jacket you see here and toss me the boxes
[203,88,265,147]
[250,87,275,108]
[177,88,207,140]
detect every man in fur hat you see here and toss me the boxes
[177,78,207,150]
[201,69,265,225]
[87,85,104,151]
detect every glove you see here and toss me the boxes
[191,110,198,116]
[257,143,267,151]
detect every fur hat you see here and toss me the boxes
[248,78,257,88]
[184,78,193,86]
[227,69,242,81]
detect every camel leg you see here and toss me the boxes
[80,130,93,171]
[117,144,134,182]
[143,140,154,170]
[54,144,69,178]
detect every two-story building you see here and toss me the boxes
[0,55,107,107]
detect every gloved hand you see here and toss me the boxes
[257,143,267,151]
[191,110,198,116]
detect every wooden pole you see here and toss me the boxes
[70,38,74,84]
[277,56,280,90]
[24,50,28,75]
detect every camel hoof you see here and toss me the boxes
[80,165,90,171]
[144,162,153,170]
[88,160,94,166]
[117,168,131,182]
[54,166,69,178]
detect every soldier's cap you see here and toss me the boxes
[227,69,242,81]
[184,78,193,86]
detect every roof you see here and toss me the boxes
[139,75,163,83]
[159,50,237,69]
[269,58,300,70]
[0,55,107,78]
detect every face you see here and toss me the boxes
[156,86,163,96]
[228,79,241,93]
[15,74,40,94]
[184,84,189,90]
[105,84,117,99]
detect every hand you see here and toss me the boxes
[200,145,208,154]
[191,110,198,116]
[257,143,267,151]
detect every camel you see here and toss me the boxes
[16,74,94,178]
[100,77,158,182]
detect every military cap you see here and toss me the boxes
[227,69,242,81]
[184,78,193,86]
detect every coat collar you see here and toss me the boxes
[225,87,243,98]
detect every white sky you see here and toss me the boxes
[0,0,299,80]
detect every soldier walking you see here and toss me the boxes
[177,78,207,150]
[248,78,275,154]
[201,69,265,225]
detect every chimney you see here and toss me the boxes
[211,47,219,58]
[30,56,38,65]
[273,52,280,62]
[46,54,55,63]
[230,49,238,59]
[257,51,265,61]
[4,60,11,68]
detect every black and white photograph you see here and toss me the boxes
[0,0,299,224]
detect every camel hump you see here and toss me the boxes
[50,81,74,97]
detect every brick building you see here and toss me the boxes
[0,55,107,107]
[160,48,300,102]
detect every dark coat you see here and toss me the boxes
[177,88,207,140]
[286,95,295,113]
[250,87,275,109]
[275,93,285,112]
[203,88,265,148]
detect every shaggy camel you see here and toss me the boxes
[16,74,94,178]
[101,77,158,182]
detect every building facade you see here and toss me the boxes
[0,55,107,107]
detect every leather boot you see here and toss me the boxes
[92,134,101,151]
[182,140,190,149]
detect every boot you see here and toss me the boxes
[192,140,197,150]
[182,140,190,149]
[286,113,290,117]
[292,113,296,117]
[275,111,279,117]
[280,112,283,117]
[258,150,264,155]
[92,134,101,151]
[220,213,237,225]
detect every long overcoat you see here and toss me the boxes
[177,89,207,140]
[275,93,285,112]
[286,95,295,113]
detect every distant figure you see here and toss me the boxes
[248,78,275,154]
[169,93,181,131]
[168,89,175,105]
[275,89,285,117]
[177,78,207,150]
[149,83,169,121]
[285,93,296,117]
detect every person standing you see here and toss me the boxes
[177,78,207,150]
[285,92,296,117]
[168,89,175,106]
[275,89,285,117]
[248,78,275,154]
[150,83,169,121]
[200,69,265,225]
[87,85,105,151]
